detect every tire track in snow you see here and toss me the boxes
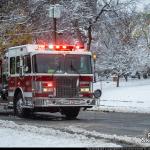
[52,126,148,147]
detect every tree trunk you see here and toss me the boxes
[124,75,128,82]
[117,75,120,87]
[87,23,92,51]
[73,20,84,47]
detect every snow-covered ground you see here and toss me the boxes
[92,78,150,113]
[0,120,120,147]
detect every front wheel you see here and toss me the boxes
[14,92,32,118]
[60,107,80,120]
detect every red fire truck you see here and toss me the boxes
[0,44,101,119]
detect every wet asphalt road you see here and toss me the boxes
[0,109,150,146]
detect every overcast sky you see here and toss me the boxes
[136,0,150,11]
[120,0,150,11]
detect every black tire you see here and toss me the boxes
[14,92,32,118]
[60,107,80,120]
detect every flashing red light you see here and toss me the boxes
[47,82,53,87]
[47,44,85,51]
[62,45,67,49]
[75,45,80,49]
[67,45,74,50]
[43,82,53,87]
[56,45,60,49]
[49,45,54,49]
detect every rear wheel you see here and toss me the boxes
[60,107,80,120]
[14,92,32,118]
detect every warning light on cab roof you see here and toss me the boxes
[37,44,85,51]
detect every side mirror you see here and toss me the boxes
[93,89,102,98]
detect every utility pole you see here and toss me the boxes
[48,4,62,45]
[53,8,57,45]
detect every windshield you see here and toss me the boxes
[32,54,92,74]
[65,54,92,74]
[33,54,64,74]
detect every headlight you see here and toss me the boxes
[43,88,54,92]
[80,88,90,92]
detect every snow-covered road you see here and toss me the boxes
[0,120,120,147]
[0,110,150,147]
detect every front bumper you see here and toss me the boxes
[25,97,97,108]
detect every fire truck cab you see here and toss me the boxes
[0,44,101,119]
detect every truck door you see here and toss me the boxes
[22,55,32,94]
[16,55,32,97]
[9,57,16,101]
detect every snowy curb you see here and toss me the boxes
[88,105,150,114]
[0,120,87,140]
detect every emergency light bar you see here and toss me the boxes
[37,44,84,51]
[48,45,76,51]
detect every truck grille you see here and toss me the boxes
[55,77,79,98]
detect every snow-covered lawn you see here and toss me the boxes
[0,120,120,147]
[92,78,150,113]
